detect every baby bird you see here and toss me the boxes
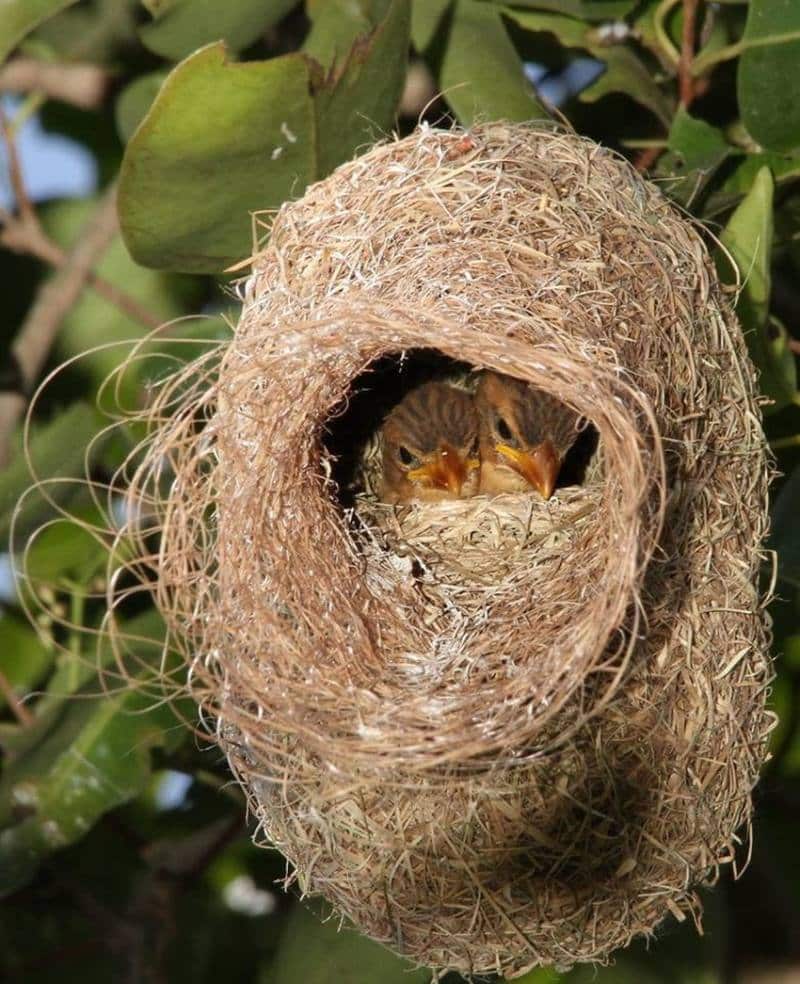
[475,370,580,498]
[379,382,480,504]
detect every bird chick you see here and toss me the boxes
[475,370,580,498]
[379,382,480,504]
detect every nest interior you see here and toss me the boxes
[125,123,774,978]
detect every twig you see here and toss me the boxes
[1,214,163,328]
[0,108,161,329]
[0,666,34,726]
[1,101,35,224]
[0,58,111,111]
[678,0,700,106]
[0,182,123,466]
[0,105,164,466]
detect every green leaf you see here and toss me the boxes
[0,616,53,715]
[139,0,298,60]
[115,70,169,143]
[658,107,731,206]
[503,8,671,124]
[31,0,138,63]
[411,0,451,51]
[738,0,800,153]
[312,0,411,176]
[0,613,186,897]
[705,149,800,216]
[493,0,635,19]
[718,167,797,411]
[0,0,78,64]
[433,0,547,125]
[260,900,430,984]
[0,402,106,545]
[580,44,671,125]
[118,43,316,273]
[305,0,385,68]
[22,518,107,584]
[42,196,202,398]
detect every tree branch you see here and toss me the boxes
[0,105,166,466]
[0,182,124,466]
[0,58,111,111]
[1,106,161,330]
[678,0,700,107]
[1,212,163,329]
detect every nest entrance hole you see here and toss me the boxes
[322,347,600,510]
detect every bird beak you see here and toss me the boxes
[495,439,560,499]
[408,443,479,496]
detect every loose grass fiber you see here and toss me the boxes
[114,122,774,977]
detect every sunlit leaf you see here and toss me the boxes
[139,0,298,60]
[433,0,546,125]
[717,167,797,411]
[260,900,430,984]
[503,8,671,124]
[118,43,316,272]
[312,0,411,175]
[0,0,78,65]
[738,0,800,152]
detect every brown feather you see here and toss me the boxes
[476,371,581,496]
[380,382,479,503]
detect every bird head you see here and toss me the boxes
[379,383,480,503]
[476,371,579,499]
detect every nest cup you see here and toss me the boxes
[127,123,774,976]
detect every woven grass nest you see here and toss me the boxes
[120,122,774,977]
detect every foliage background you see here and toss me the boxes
[1,1,799,981]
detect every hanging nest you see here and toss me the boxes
[116,122,774,978]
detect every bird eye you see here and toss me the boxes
[495,416,513,442]
[398,445,417,467]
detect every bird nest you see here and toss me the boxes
[114,122,774,977]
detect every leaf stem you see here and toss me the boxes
[0,666,35,726]
[692,38,745,76]
[654,0,682,69]
[679,0,700,106]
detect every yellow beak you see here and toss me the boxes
[495,439,560,499]
[408,443,479,496]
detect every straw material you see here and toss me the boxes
[116,122,774,977]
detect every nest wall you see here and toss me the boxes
[124,123,774,977]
